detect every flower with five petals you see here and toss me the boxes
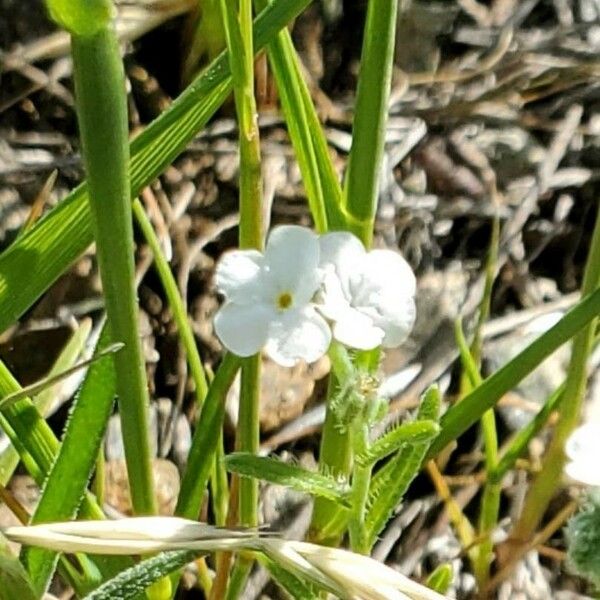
[317,232,416,351]
[214,225,331,366]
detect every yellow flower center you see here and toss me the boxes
[277,291,293,310]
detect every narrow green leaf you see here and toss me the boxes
[365,436,433,547]
[0,553,37,600]
[0,353,134,592]
[176,353,241,519]
[0,342,121,410]
[225,453,351,506]
[23,325,117,596]
[357,420,440,466]
[344,0,398,244]
[490,384,564,484]
[365,387,441,547]
[0,319,91,485]
[83,551,197,600]
[425,563,453,595]
[254,0,345,231]
[0,0,314,335]
[430,287,600,455]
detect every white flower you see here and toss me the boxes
[214,225,331,367]
[318,232,416,350]
[565,423,600,486]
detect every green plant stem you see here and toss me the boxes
[348,422,371,554]
[344,0,398,245]
[310,343,353,544]
[133,200,208,405]
[220,1,263,593]
[313,0,397,538]
[511,205,600,545]
[176,354,241,519]
[71,26,156,515]
[472,214,501,588]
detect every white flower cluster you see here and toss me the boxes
[214,225,416,366]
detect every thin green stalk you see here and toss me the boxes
[459,211,500,587]
[344,0,398,245]
[133,200,208,405]
[430,286,600,454]
[176,353,241,519]
[220,1,263,594]
[310,343,353,544]
[348,422,371,554]
[511,204,600,545]
[71,25,155,515]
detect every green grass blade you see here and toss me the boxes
[225,453,350,505]
[83,551,197,600]
[133,200,208,405]
[0,320,90,484]
[175,354,241,519]
[490,384,564,484]
[343,0,398,244]
[0,358,135,590]
[0,0,313,335]
[0,552,37,600]
[254,0,346,231]
[0,341,120,410]
[22,325,117,596]
[430,286,600,455]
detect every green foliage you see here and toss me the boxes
[22,325,117,596]
[566,496,600,588]
[365,386,441,547]
[431,287,600,455]
[0,0,314,336]
[357,420,440,466]
[425,563,454,595]
[83,551,197,600]
[46,0,113,36]
[225,453,351,505]
[0,552,37,600]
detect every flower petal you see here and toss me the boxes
[354,249,416,304]
[332,308,384,350]
[215,250,266,302]
[375,295,416,348]
[264,225,321,304]
[214,302,274,357]
[316,267,351,320]
[565,423,600,461]
[319,231,365,296]
[351,249,416,347]
[265,307,331,366]
[566,459,600,487]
